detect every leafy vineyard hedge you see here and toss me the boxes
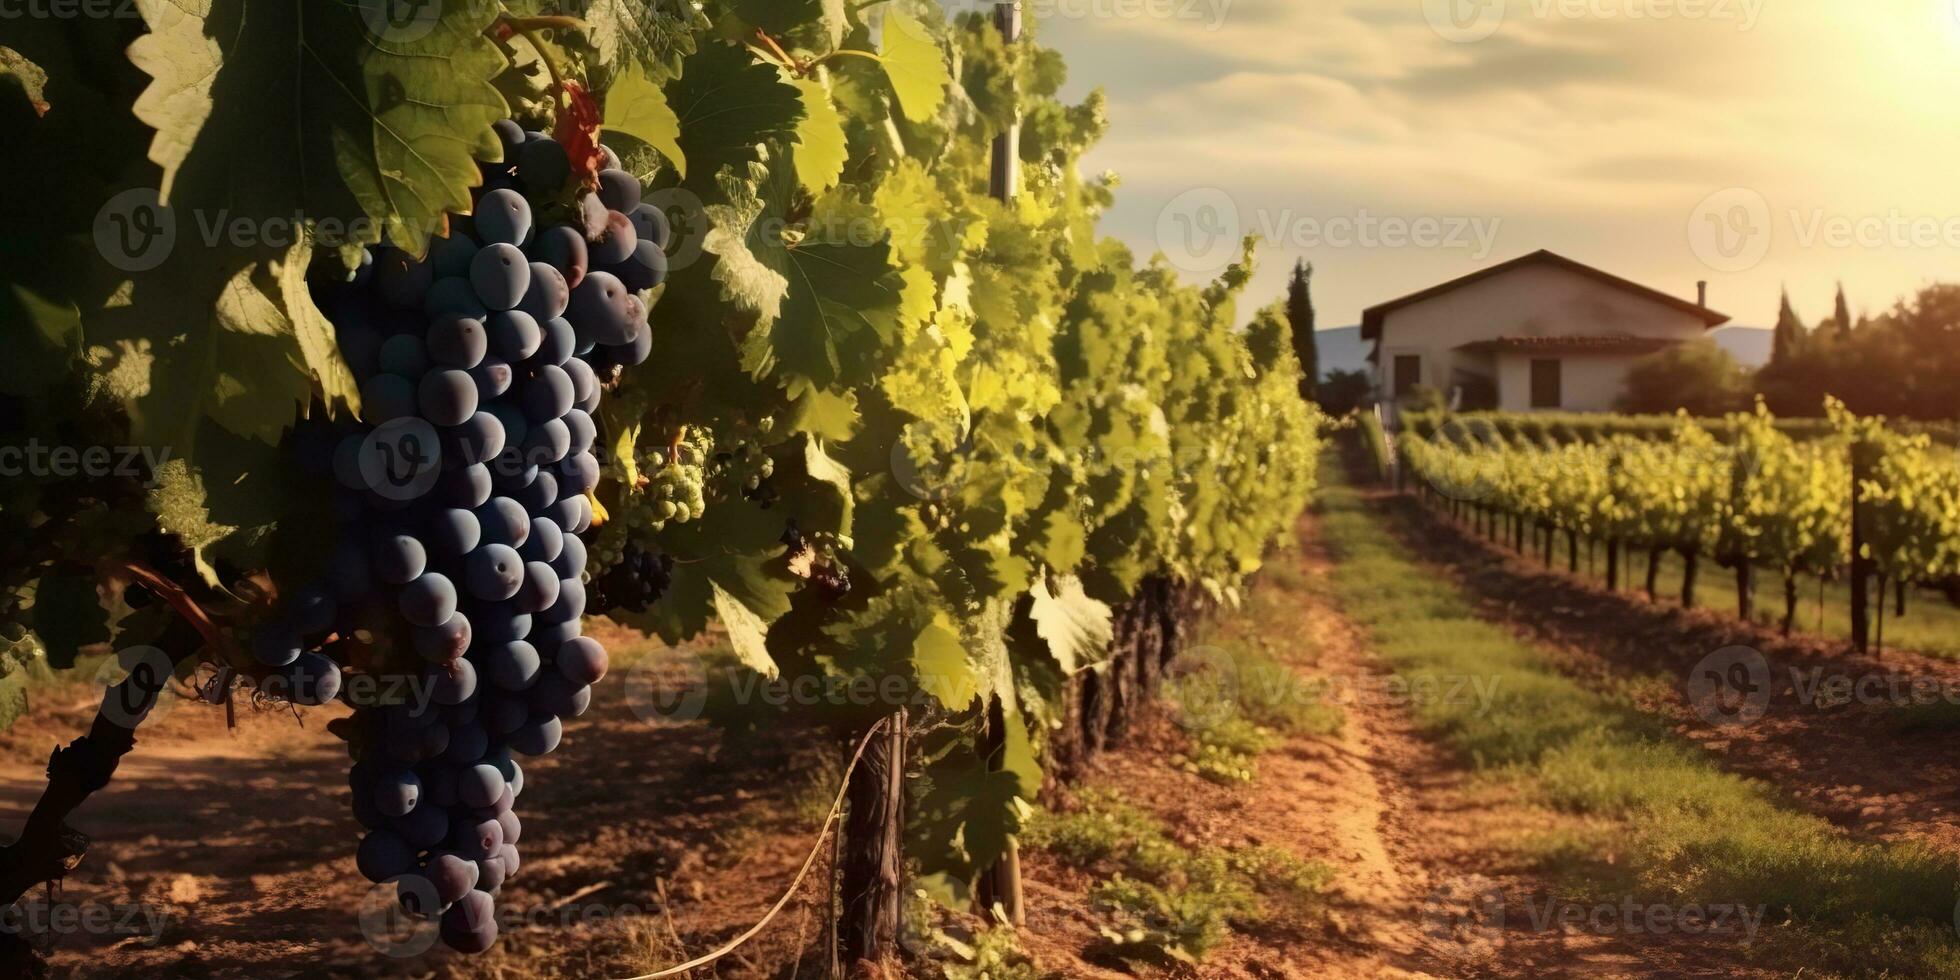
[0,0,1322,959]
[1399,401,1960,633]
[1402,408,1960,449]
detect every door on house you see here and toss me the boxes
[1530,358,1562,409]
[1393,354,1421,397]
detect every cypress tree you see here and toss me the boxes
[1771,288,1803,365]
[1834,282,1853,337]
[1286,260,1318,402]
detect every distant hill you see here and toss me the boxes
[1709,325,1773,368]
[1306,324,1776,380]
[1312,326,1370,380]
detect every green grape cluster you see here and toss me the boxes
[587,502,644,579]
[710,439,776,500]
[646,428,713,529]
[0,622,45,679]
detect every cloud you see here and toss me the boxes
[1033,0,1960,331]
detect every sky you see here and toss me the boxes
[1012,0,1960,330]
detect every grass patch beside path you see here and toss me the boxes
[1319,457,1960,977]
[1024,789,1331,966]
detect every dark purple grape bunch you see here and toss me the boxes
[314,120,660,955]
[590,540,675,614]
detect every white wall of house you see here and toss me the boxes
[1493,352,1638,412]
[1373,261,1710,406]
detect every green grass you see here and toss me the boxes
[1162,560,1344,784]
[1024,789,1331,965]
[1320,454,1960,977]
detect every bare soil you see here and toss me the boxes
[0,508,1797,978]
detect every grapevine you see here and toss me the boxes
[0,0,1325,967]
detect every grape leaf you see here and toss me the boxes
[790,76,847,196]
[1025,575,1111,674]
[582,0,698,78]
[667,41,803,189]
[784,435,854,540]
[741,232,907,397]
[89,245,316,453]
[604,65,688,177]
[0,284,81,396]
[880,10,949,124]
[702,166,791,322]
[275,240,360,418]
[785,389,860,442]
[717,178,908,398]
[911,706,1040,895]
[0,670,28,733]
[129,0,507,257]
[712,581,780,678]
[911,612,976,711]
[146,454,239,586]
[29,568,107,670]
[726,0,847,55]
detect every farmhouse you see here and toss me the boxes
[1361,250,1730,414]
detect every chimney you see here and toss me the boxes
[1697,280,1708,308]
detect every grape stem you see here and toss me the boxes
[496,12,574,95]
[747,29,885,77]
[750,30,798,72]
[809,49,885,70]
[108,559,233,661]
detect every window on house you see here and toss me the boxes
[1530,358,1562,409]
[1392,355,1421,397]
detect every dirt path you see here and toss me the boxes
[1019,512,1781,978]
[1381,491,1960,859]
[0,501,1799,979]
